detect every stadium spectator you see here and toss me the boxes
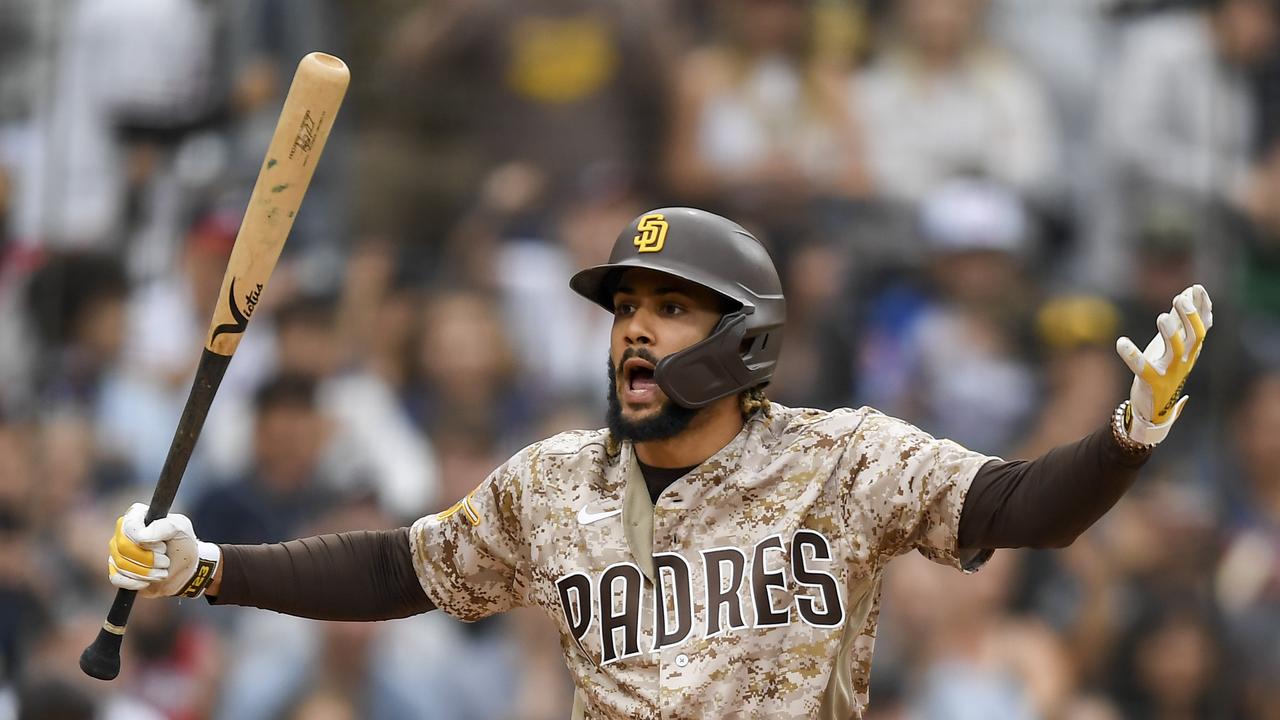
[1092,0,1280,285]
[190,375,334,545]
[18,0,223,261]
[410,289,532,450]
[858,179,1038,455]
[371,0,669,245]
[23,252,129,410]
[0,505,49,683]
[1108,599,1234,719]
[909,553,1075,720]
[120,601,222,720]
[853,0,1059,203]
[665,0,871,218]
[1216,370,1280,718]
[1014,295,1126,459]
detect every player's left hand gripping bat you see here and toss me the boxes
[79,52,350,681]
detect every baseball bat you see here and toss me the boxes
[79,52,350,681]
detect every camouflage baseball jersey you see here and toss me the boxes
[409,404,996,719]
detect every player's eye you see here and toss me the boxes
[662,303,685,316]
[614,301,636,315]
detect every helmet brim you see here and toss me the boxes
[569,259,748,314]
[567,264,621,312]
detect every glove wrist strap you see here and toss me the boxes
[179,542,221,599]
[1125,398,1180,445]
[1112,401,1157,454]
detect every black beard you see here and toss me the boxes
[606,351,699,443]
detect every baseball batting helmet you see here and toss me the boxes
[570,207,785,408]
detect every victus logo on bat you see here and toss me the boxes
[210,278,263,343]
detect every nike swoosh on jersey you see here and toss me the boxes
[577,506,622,525]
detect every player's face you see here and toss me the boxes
[608,269,724,426]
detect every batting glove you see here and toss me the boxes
[1115,284,1213,445]
[108,503,221,599]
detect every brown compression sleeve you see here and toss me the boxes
[208,528,435,621]
[958,421,1152,550]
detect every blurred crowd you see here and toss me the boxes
[0,0,1279,718]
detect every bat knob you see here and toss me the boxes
[79,628,123,681]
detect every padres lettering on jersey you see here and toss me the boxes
[409,405,995,720]
[556,529,844,666]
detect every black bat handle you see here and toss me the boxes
[80,349,232,680]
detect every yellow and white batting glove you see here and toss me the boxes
[108,503,220,599]
[1115,284,1213,445]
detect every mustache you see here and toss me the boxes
[616,347,661,374]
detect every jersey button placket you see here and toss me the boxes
[655,494,683,550]
[653,500,686,715]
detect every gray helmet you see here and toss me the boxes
[569,207,785,408]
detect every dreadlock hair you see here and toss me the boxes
[740,385,772,420]
[606,386,771,457]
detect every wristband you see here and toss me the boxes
[180,542,222,598]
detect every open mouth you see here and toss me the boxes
[622,357,658,399]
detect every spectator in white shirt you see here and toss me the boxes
[853,0,1059,204]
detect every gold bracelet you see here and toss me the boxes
[1112,401,1155,455]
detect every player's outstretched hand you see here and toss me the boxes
[1115,284,1213,444]
[108,503,221,599]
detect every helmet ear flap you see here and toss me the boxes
[655,311,785,408]
[740,330,779,372]
[654,312,752,408]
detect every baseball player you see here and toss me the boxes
[107,208,1212,718]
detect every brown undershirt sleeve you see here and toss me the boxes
[958,421,1152,550]
[207,527,436,621]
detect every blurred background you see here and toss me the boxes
[0,0,1278,717]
